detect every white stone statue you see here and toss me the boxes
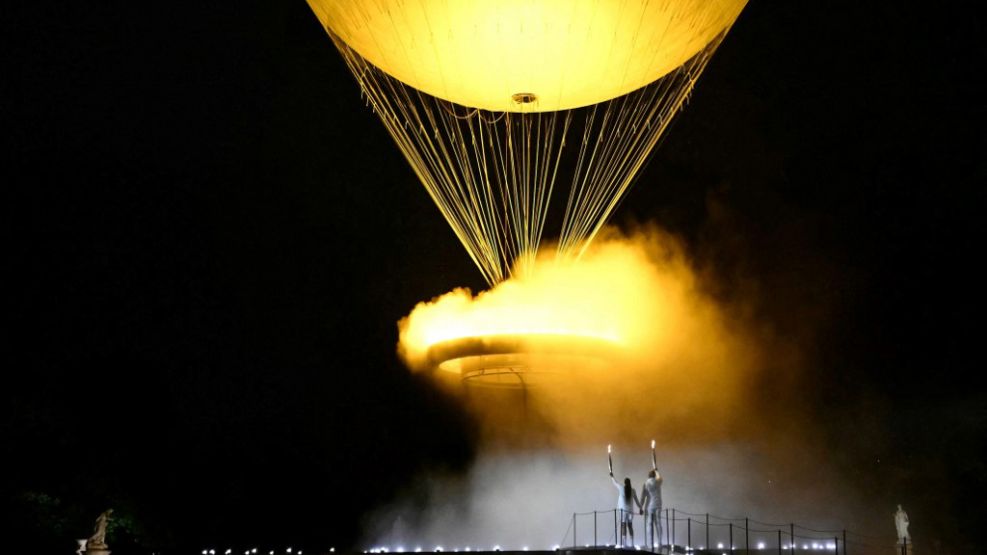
[893,504,910,543]
[88,509,114,550]
[76,539,88,554]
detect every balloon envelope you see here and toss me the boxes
[308,0,746,112]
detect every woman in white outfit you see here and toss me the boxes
[610,472,642,547]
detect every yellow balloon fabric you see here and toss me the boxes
[308,0,746,112]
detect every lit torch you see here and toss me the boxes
[651,439,657,470]
[608,444,613,475]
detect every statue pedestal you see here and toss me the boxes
[894,542,913,555]
[86,548,111,555]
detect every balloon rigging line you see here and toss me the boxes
[330,29,729,285]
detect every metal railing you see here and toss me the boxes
[562,507,910,554]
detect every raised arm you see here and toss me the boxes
[611,475,621,490]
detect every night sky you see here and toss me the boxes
[4,1,984,553]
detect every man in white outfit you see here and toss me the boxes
[640,469,663,551]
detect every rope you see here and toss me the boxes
[327,25,732,285]
[558,516,573,548]
[794,523,847,534]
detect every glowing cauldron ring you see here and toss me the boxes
[424,333,622,387]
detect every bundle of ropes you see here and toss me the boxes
[333,31,724,284]
[309,0,746,284]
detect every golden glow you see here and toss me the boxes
[397,227,727,374]
[308,0,746,112]
[399,236,657,371]
[398,226,770,445]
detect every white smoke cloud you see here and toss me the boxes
[366,226,885,550]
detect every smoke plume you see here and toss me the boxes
[367,226,877,549]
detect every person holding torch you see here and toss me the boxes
[640,440,664,551]
[609,445,642,548]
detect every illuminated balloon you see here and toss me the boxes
[308,0,745,112]
[307,0,747,283]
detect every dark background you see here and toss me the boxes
[3,1,983,553]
